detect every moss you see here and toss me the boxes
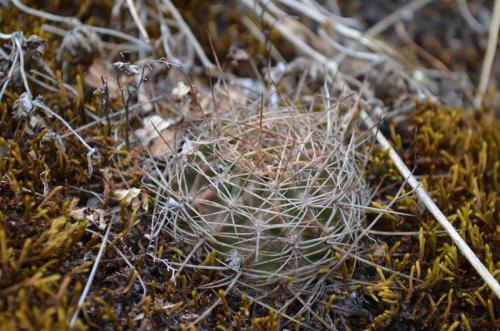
[366,103,500,330]
[0,4,141,329]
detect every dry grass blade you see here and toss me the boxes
[474,0,500,107]
[125,0,150,43]
[161,0,214,70]
[365,0,434,37]
[69,217,113,327]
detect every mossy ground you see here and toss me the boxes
[365,103,500,330]
[0,1,499,330]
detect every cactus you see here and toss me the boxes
[143,82,371,296]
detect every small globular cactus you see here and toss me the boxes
[144,81,371,298]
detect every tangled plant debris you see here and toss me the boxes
[0,0,499,330]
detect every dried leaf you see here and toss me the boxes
[228,45,250,65]
[114,188,141,203]
[180,138,195,155]
[133,313,145,321]
[135,115,183,158]
[113,188,148,211]
[84,60,120,97]
[171,81,190,99]
[69,207,106,230]
[150,128,177,157]
[135,115,177,145]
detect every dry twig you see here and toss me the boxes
[475,0,500,107]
